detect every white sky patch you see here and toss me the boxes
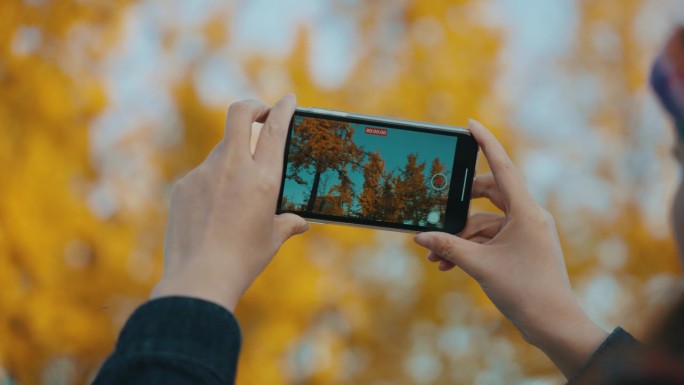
[308,13,359,89]
[231,0,320,56]
[230,0,359,89]
[491,0,581,143]
[93,2,175,151]
[490,0,593,217]
[404,341,442,384]
[22,0,46,7]
[90,0,228,216]
[597,236,628,271]
[590,21,622,61]
[194,51,255,106]
[578,273,630,331]
[633,0,684,48]
[492,0,578,106]
[11,25,42,55]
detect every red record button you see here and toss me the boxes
[431,173,448,190]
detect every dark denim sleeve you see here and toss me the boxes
[567,327,639,385]
[92,296,241,385]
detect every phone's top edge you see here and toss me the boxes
[295,106,471,136]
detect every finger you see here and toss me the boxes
[468,119,533,213]
[439,260,456,271]
[471,174,506,211]
[426,251,456,270]
[426,251,441,262]
[273,213,310,244]
[414,232,481,277]
[458,212,505,240]
[254,94,296,168]
[467,235,492,245]
[224,99,270,157]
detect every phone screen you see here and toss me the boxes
[278,109,476,232]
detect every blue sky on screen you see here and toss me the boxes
[353,124,456,176]
[281,120,457,207]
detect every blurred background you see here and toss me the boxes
[1,0,684,384]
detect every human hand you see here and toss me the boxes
[413,119,608,378]
[150,95,309,312]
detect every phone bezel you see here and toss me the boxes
[276,107,478,233]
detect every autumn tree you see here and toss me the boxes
[359,150,392,220]
[392,153,433,225]
[357,148,402,222]
[325,178,356,216]
[286,116,365,213]
[377,176,400,223]
[0,2,146,384]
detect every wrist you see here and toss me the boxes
[150,273,242,312]
[520,298,608,378]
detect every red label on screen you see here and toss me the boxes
[365,127,387,136]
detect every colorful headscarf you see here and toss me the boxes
[651,26,684,141]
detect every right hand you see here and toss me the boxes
[413,119,608,379]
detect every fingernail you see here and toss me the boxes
[284,93,296,100]
[467,118,477,129]
[414,233,432,247]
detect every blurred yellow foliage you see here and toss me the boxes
[0,1,144,384]
[0,0,680,384]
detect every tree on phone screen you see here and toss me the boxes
[393,153,432,225]
[359,150,396,221]
[287,116,364,213]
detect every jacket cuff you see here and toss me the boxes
[115,296,242,382]
[567,327,638,384]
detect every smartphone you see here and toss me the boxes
[276,107,478,233]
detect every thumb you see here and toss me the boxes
[414,232,481,276]
[274,213,310,244]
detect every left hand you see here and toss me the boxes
[414,119,607,378]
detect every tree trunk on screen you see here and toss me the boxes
[306,168,322,213]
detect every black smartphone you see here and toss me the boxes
[276,107,478,233]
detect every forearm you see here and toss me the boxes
[93,297,242,385]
